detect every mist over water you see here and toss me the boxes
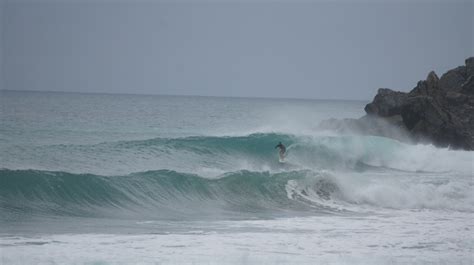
[1,91,472,264]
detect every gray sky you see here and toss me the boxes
[1,0,473,100]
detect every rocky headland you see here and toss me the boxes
[320,57,474,150]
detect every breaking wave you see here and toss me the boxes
[1,166,472,222]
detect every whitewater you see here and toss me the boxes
[0,90,473,264]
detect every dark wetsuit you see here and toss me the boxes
[275,143,286,159]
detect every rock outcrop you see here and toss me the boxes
[321,57,474,150]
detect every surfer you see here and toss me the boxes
[275,142,286,161]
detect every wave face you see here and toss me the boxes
[0,168,344,220]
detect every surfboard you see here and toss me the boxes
[279,153,286,163]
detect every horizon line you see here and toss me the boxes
[0,89,370,102]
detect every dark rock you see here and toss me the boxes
[321,57,474,150]
[426,71,440,89]
[445,91,468,105]
[466,57,474,76]
[461,75,474,94]
[410,72,441,97]
[399,95,470,149]
[439,66,466,92]
[362,57,474,150]
[364,88,408,117]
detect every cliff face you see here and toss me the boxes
[364,57,473,150]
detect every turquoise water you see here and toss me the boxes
[0,90,472,264]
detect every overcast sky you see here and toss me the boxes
[1,0,473,100]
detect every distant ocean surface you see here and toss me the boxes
[1,90,472,264]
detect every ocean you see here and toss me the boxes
[0,90,472,264]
